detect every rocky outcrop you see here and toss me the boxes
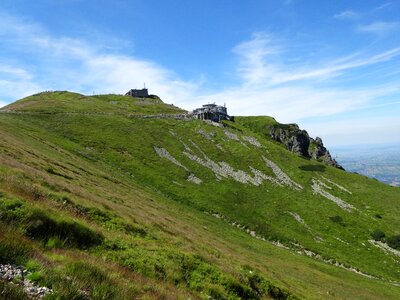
[309,137,344,170]
[269,124,344,170]
[269,124,310,157]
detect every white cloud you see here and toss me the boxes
[0,12,199,105]
[80,54,199,104]
[232,32,281,85]
[333,10,359,20]
[0,79,43,102]
[358,21,400,34]
[231,33,400,87]
[0,64,44,101]
[190,83,399,123]
[0,65,33,81]
[183,33,400,148]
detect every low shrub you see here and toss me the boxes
[238,267,269,297]
[0,229,31,265]
[1,198,102,248]
[46,237,65,249]
[24,209,103,249]
[0,280,29,300]
[48,261,136,300]
[329,215,345,226]
[77,205,147,237]
[387,235,400,250]
[124,224,147,237]
[0,198,28,222]
[27,271,45,284]
[371,229,385,241]
[205,284,226,300]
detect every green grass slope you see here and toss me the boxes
[0,92,399,299]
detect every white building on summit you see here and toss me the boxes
[192,103,233,122]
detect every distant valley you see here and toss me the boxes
[332,143,400,187]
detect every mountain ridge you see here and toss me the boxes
[0,91,399,299]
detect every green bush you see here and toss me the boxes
[205,284,226,299]
[238,267,269,297]
[0,198,28,222]
[387,235,400,250]
[0,230,31,265]
[371,229,385,241]
[46,236,65,249]
[329,215,345,226]
[75,205,147,237]
[27,271,45,284]
[1,197,103,249]
[224,278,253,298]
[24,209,103,249]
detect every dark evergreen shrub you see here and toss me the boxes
[387,235,400,250]
[371,229,385,241]
[329,215,345,226]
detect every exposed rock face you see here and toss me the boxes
[309,137,344,170]
[269,124,310,157]
[269,124,344,170]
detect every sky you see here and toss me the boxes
[0,0,399,147]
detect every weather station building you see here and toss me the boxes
[192,103,233,122]
[125,88,149,98]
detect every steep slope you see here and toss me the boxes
[234,117,343,169]
[0,92,399,299]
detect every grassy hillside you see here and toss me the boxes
[0,92,399,299]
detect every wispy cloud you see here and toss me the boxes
[231,33,400,87]
[0,12,198,104]
[216,32,400,146]
[374,2,392,11]
[232,32,281,85]
[333,10,359,20]
[0,64,33,81]
[358,21,400,35]
[0,64,43,101]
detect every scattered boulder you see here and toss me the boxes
[0,264,52,299]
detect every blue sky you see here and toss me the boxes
[0,0,399,147]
